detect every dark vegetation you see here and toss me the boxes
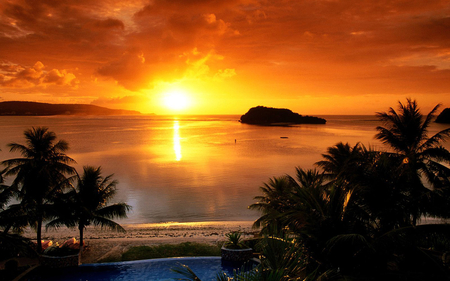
[223,231,249,249]
[177,99,450,281]
[240,106,326,125]
[0,101,140,116]
[100,242,222,263]
[0,127,130,279]
[436,108,450,123]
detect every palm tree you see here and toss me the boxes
[316,142,414,231]
[248,175,296,233]
[47,166,131,252]
[315,142,373,189]
[250,168,360,276]
[285,168,363,274]
[1,127,76,252]
[375,98,450,224]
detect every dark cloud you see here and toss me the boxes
[97,50,150,91]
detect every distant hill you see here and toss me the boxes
[240,106,326,125]
[436,108,450,124]
[0,101,140,116]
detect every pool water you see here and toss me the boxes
[27,257,256,281]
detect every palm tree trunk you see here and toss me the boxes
[3,224,11,234]
[79,223,84,254]
[36,218,42,254]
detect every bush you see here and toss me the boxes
[223,232,249,249]
[118,242,221,262]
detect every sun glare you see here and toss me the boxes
[163,89,191,111]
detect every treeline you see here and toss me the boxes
[0,101,140,116]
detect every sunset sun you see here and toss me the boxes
[162,89,191,111]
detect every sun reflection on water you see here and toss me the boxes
[173,120,182,161]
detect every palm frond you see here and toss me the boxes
[419,128,450,152]
[90,216,126,232]
[419,146,450,163]
[170,263,202,280]
[259,236,305,279]
[326,233,372,255]
[0,232,37,259]
[95,203,131,219]
[46,217,77,230]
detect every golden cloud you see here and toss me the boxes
[0,61,78,88]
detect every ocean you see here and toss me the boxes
[1,115,449,224]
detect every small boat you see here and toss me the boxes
[280,137,288,139]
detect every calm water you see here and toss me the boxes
[29,257,253,280]
[1,115,449,224]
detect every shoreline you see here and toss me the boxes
[24,220,257,240]
[21,221,258,264]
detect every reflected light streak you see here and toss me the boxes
[173,121,182,161]
[132,221,252,228]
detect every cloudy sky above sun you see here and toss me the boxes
[1,0,450,115]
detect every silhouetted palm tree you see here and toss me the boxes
[316,142,367,183]
[1,127,76,252]
[316,142,413,230]
[248,175,295,233]
[48,166,131,252]
[286,168,363,274]
[250,168,359,276]
[375,99,450,224]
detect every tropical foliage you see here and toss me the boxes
[47,166,131,252]
[174,99,450,280]
[375,98,450,224]
[246,99,450,280]
[0,127,130,258]
[172,236,304,281]
[1,127,76,252]
[224,231,248,249]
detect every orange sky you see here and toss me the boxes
[1,0,449,115]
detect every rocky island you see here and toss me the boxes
[240,106,326,125]
[0,101,140,116]
[435,108,450,124]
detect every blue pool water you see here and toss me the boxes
[28,257,256,281]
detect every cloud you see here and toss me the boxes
[97,1,241,90]
[214,68,236,81]
[97,51,150,91]
[0,1,127,67]
[0,61,78,88]
[90,94,150,110]
[93,1,241,90]
[0,1,278,93]
[134,0,243,16]
[1,0,450,112]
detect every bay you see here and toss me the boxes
[0,115,448,224]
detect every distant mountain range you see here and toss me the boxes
[0,101,140,116]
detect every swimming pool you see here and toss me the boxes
[27,257,256,281]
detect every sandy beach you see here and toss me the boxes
[21,221,257,264]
